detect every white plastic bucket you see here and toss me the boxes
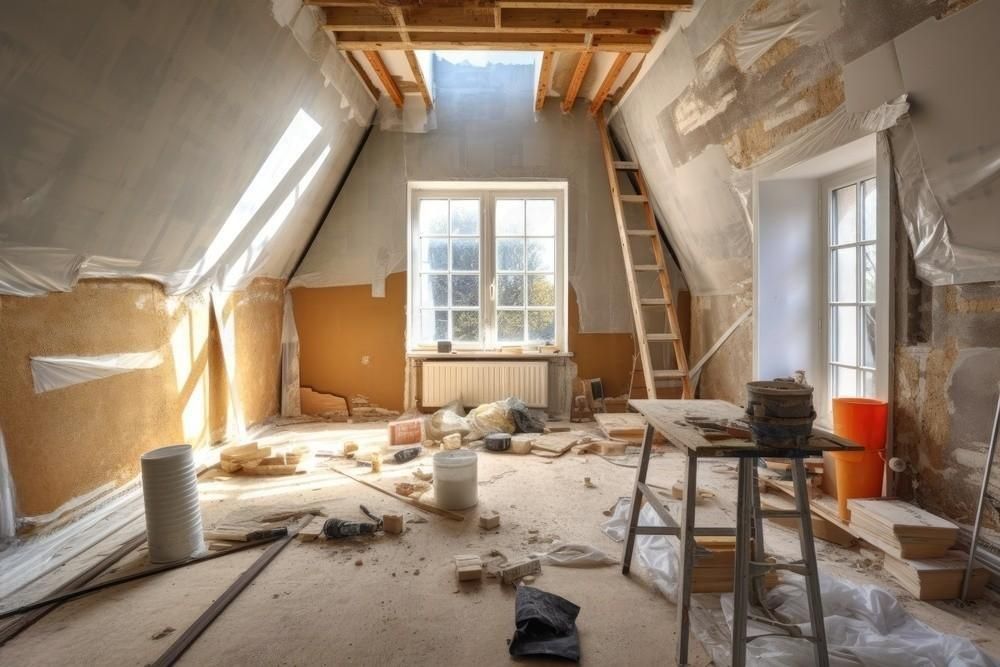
[141,444,205,563]
[433,450,478,510]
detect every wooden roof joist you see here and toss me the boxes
[332,31,653,52]
[324,7,666,35]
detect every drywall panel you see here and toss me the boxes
[843,42,904,114]
[755,179,822,383]
[0,0,368,295]
[293,57,633,333]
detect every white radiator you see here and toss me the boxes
[421,361,548,408]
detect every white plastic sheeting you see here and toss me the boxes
[280,292,302,417]
[601,499,996,667]
[30,351,164,394]
[0,1,369,298]
[731,0,841,72]
[0,429,16,541]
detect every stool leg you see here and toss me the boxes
[622,424,655,574]
[791,458,830,667]
[731,458,753,667]
[675,455,698,666]
[750,459,767,607]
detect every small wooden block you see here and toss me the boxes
[499,557,541,584]
[479,511,500,530]
[455,554,483,581]
[297,516,325,542]
[383,513,404,535]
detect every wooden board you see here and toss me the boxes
[759,477,859,539]
[761,495,856,548]
[530,431,591,455]
[594,413,665,444]
[629,399,863,458]
[847,499,959,536]
[883,550,989,600]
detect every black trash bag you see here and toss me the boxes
[504,397,546,434]
[508,586,581,662]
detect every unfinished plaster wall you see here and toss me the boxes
[0,278,284,518]
[613,0,971,403]
[291,275,636,411]
[293,56,636,335]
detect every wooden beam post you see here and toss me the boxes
[561,50,592,113]
[535,50,555,112]
[405,50,433,110]
[345,51,380,102]
[364,50,404,108]
[589,51,629,115]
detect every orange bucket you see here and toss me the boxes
[830,398,887,521]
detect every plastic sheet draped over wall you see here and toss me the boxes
[280,292,302,417]
[730,0,841,72]
[0,429,15,540]
[0,0,368,297]
[30,351,163,394]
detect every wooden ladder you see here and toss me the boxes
[595,109,692,400]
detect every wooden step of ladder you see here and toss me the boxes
[596,109,691,400]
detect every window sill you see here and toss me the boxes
[407,351,574,359]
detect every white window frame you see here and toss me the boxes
[819,162,889,423]
[406,181,568,353]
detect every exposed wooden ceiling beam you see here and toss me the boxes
[611,53,644,105]
[325,7,663,35]
[345,51,380,102]
[363,50,404,108]
[561,50,592,113]
[405,51,433,110]
[589,51,629,115]
[333,31,652,51]
[535,51,555,111]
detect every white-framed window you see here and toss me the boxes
[826,170,878,400]
[407,182,567,351]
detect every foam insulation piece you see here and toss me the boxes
[0,429,15,540]
[731,0,841,71]
[30,351,163,394]
[280,292,302,417]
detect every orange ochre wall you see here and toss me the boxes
[292,272,636,411]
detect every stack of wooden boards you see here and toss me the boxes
[691,536,778,593]
[848,499,988,600]
[219,442,304,476]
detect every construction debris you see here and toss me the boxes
[299,387,350,421]
[297,516,326,542]
[454,554,484,581]
[388,418,424,446]
[382,514,404,535]
[499,557,541,585]
[349,394,399,422]
[218,443,303,476]
[479,510,500,530]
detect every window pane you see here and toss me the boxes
[526,238,555,272]
[451,239,479,271]
[421,310,448,341]
[526,199,555,236]
[452,275,479,307]
[527,274,555,306]
[450,199,479,235]
[498,275,524,307]
[833,305,857,365]
[833,184,856,245]
[420,274,448,307]
[833,247,857,302]
[420,238,448,271]
[496,238,524,271]
[862,178,877,241]
[452,310,480,341]
[862,305,876,368]
[833,365,858,398]
[862,244,876,302]
[863,370,875,398]
[497,311,524,342]
[527,310,555,342]
[496,200,524,236]
[418,199,448,235]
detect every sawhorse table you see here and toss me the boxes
[623,399,863,667]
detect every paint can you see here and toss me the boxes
[433,450,478,510]
[484,433,512,452]
[140,445,206,564]
[744,381,815,446]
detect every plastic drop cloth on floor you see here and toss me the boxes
[600,498,997,667]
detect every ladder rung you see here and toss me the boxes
[626,229,656,237]
[633,264,662,271]
[646,333,679,342]
[620,194,648,203]
[639,298,668,306]
[613,160,639,170]
[760,509,801,519]
[652,370,687,379]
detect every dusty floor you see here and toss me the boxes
[2,420,1000,666]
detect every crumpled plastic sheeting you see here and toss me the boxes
[30,351,163,394]
[280,293,302,417]
[731,0,841,71]
[601,499,997,667]
[0,248,179,298]
[0,429,16,541]
[887,119,1000,286]
[320,48,377,128]
[531,542,618,567]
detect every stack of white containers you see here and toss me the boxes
[140,444,205,563]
